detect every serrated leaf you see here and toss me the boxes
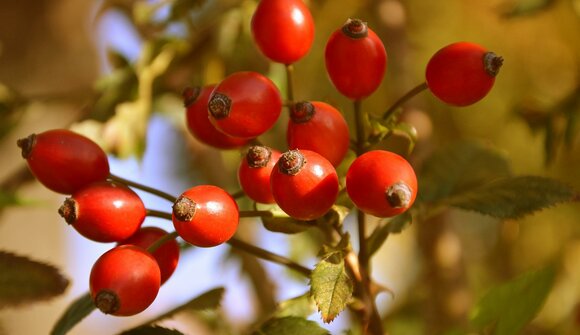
[367,211,412,257]
[447,176,577,219]
[50,293,95,335]
[251,316,330,335]
[470,265,556,335]
[273,293,317,319]
[119,326,184,335]
[0,251,69,308]
[310,253,353,323]
[418,141,512,203]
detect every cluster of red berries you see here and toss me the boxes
[16,0,502,320]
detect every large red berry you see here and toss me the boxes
[90,245,161,316]
[17,129,110,194]
[183,86,249,149]
[346,150,417,218]
[425,42,503,106]
[270,149,339,221]
[251,0,315,64]
[119,227,180,284]
[172,185,239,247]
[238,145,281,204]
[208,71,282,138]
[287,101,350,166]
[325,19,387,100]
[58,181,146,242]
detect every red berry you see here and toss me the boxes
[346,150,417,218]
[270,149,339,221]
[17,129,110,194]
[287,101,350,166]
[172,185,239,247]
[58,181,146,242]
[119,227,180,284]
[183,86,249,149]
[208,71,282,138]
[324,19,387,100]
[425,42,503,106]
[90,245,161,316]
[251,0,315,64]
[238,145,281,204]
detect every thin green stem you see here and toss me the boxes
[146,209,173,220]
[382,82,428,121]
[239,210,273,218]
[227,237,311,277]
[147,231,180,253]
[285,64,295,104]
[230,190,245,199]
[109,174,176,203]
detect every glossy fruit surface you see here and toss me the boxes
[270,149,339,221]
[172,185,239,247]
[425,42,503,106]
[59,181,146,242]
[324,19,387,100]
[119,227,180,284]
[184,86,249,149]
[346,150,417,218]
[251,0,315,64]
[238,145,281,204]
[90,245,161,316]
[287,101,350,166]
[208,71,282,138]
[17,129,110,194]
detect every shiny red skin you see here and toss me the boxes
[426,42,496,106]
[251,0,315,64]
[172,185,239,247]
[185,85,249,149]
[287,101,350,166]
[324,20,387,100]
[208,71,282,138]
[19,129,109,194]
[346,150,417,218]
[90,245,161,316]
[270,150,339,221]
[238,148,281,204]
[67,181,146,242]
[119,227,180,284]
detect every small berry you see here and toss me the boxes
[346,150,417,218]
[90,245,161,316]
[238,145,282,204]
[208,71,282,138]
[251,0,315,64]
[184,86,249,149]
[119,227,180,284]
[172,185,239,247]
[17,129,109,194]
[325,18,387,100]
[58,181,146,242]
[425,42,503,106]
[270,149,339,221]
[287,101,350,166]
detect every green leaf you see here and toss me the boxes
[470,265,556,335]
[0,251,69,308]
[447,176,577,219]
[310,253,353,323]
[145,287,225,324]
[501,0,555,18]
[0,190,31,210]
[119,326,184,335]
[273,293,317,319]
[418,141,512,203]
[251,316,330,335]
[367,211,412,257]
[262,216,315,234]
[50,293,95,335]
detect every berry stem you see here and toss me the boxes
[228,237,311,277]
[382,82,428,121]
[285,64,295,104]
[239,210,273,218]
[147,231,180,253]
[146,209,173,220]
[108,174,176,202]
[230,190,246,199]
